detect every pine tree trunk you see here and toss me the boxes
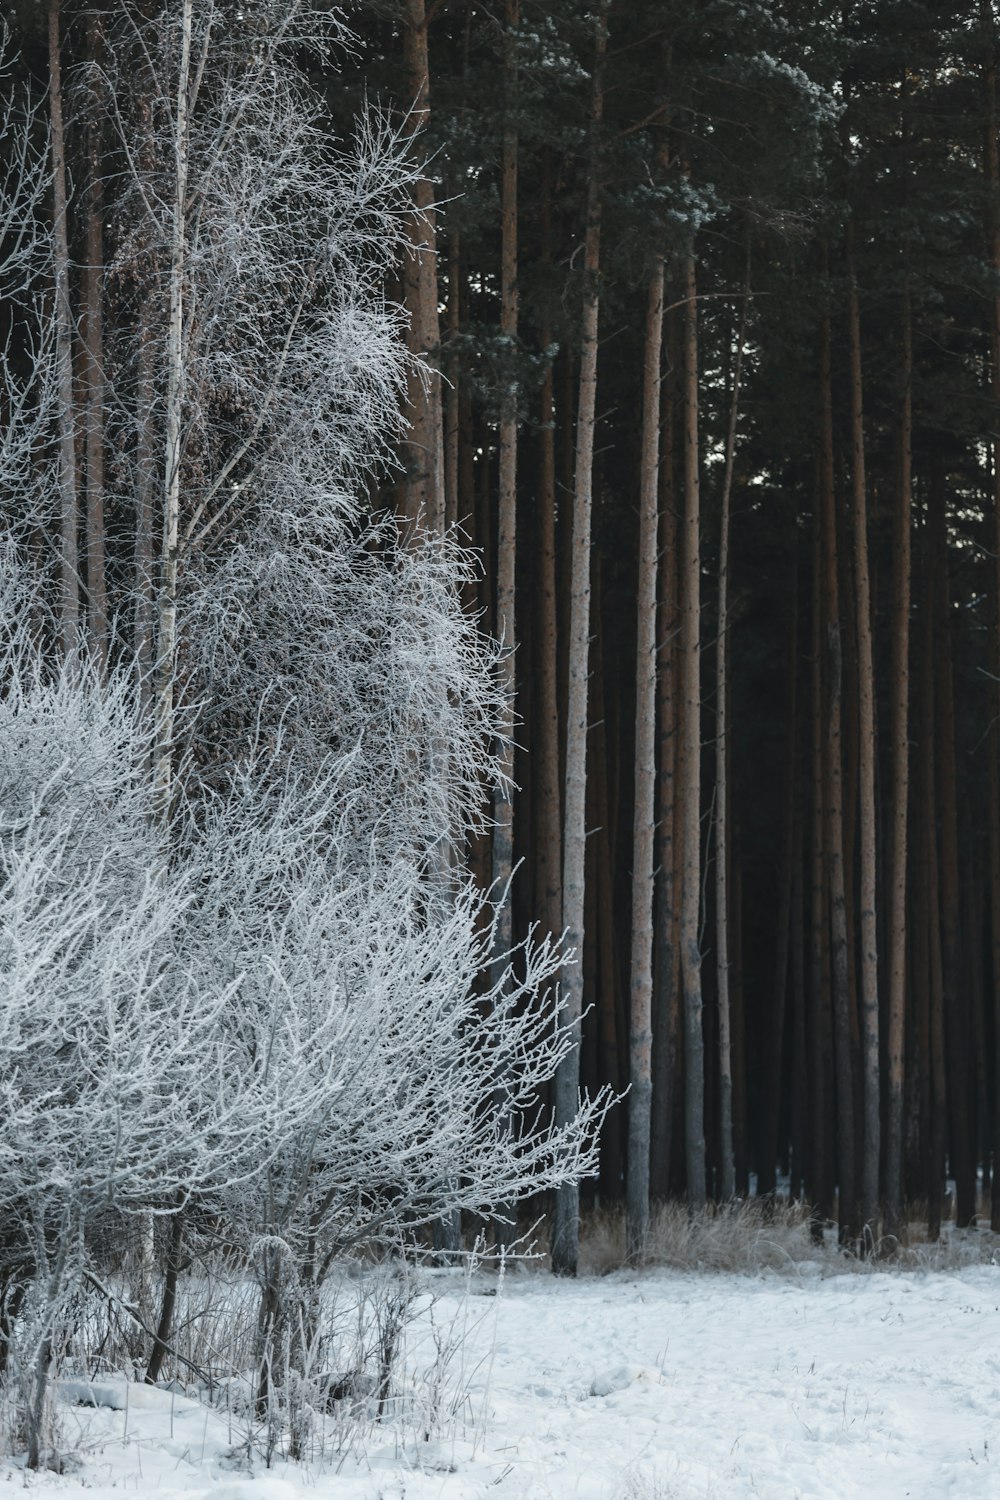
[680,244,706,1211]
[652,333,679,1202]
[552,0,608,1275]
[491,0,520,1253]
[933,488,975,1227]
[820,304,857,1245]
[761,569,798,1200]
[809,484,834,1230]
[444,227,461,535]
[846,234,880,1249]
[401,0,445,532]
[713,268,749,1204]
[980,0,1000,1232]
[48,0,79,660]
[885,282,912,1247]
[626,260,664,1258]
[919,538,946,1240]
[534,170,562,949]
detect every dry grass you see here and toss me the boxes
[576,1198,1000,1278]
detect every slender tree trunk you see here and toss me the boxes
[552,0,609,1275]
[980,0,1000,1232]
[761,566,798,1200]
[491,0,520,1253]
[401,0,445,532]
[809,486,828,1228]
[846,231,880,1248]
[652,330,679,1201]
[153,0,193,827]
[145,1209,185,1385]
[626,260,664,1258]
[714,262,749,1204]
[83,8,107,669]
[48,0,79,659]
[933,488,975,1227]
[535,164,562,950]
[680,243,706,1211]
[885,282,912,1247]
[820,303,857,1245]
[920,538,946,1240]
[789,790,807,1201]
[134,302,157,720]
[444,226,461,535]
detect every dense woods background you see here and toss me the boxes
[6,0,1000,1274]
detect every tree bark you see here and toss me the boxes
[651,327,679,1202]
[761,566,798,1200]
[819,302,857,1245]
[401,0,445,532]
[83,7,108,670]
[626,259,664,1258]
[491,0,520,1253]
[981,0,1000,1232]
[48,0,80,660]
[885,282,912,1247]
[846,230,880,1248]
[680,243,706,1211]
[153,0,193,828]
[713,261,749,1204]
[552,0,609,1275]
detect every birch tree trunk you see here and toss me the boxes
[680,243,706,1211]
[83,8,107,670]
[552,0,608,1276]
[48,0,79,660]
[626,259,664,1259]
[153,0,193,828]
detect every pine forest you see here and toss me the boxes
[2,0,1000,1484]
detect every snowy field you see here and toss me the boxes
[6,1257,1000,1500]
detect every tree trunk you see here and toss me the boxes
[885,282,912,1247]
[552,0,608,1276]
[83,7,107,670]
[48,0,79,660]
[919,537,946,1240]
[651,327,679,1202]
[491,0,520,1253]
[846,232,880,1249]
[981,0,1000,1232]
[145,1209,185,1385]
[809,478,833,1230]
[820,303,857,1245]
[933,486,975,1228]
[153,0,193,828]
[713,262,749,1204]
[761,565,798,1200]
[534,161,562,950]
[680,243,706,1211]
[626,260,664,1258]
[401,0,445,532]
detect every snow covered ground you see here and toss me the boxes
[7,1259,1000,1499]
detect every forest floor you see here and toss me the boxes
[7,1246,1000,1500]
